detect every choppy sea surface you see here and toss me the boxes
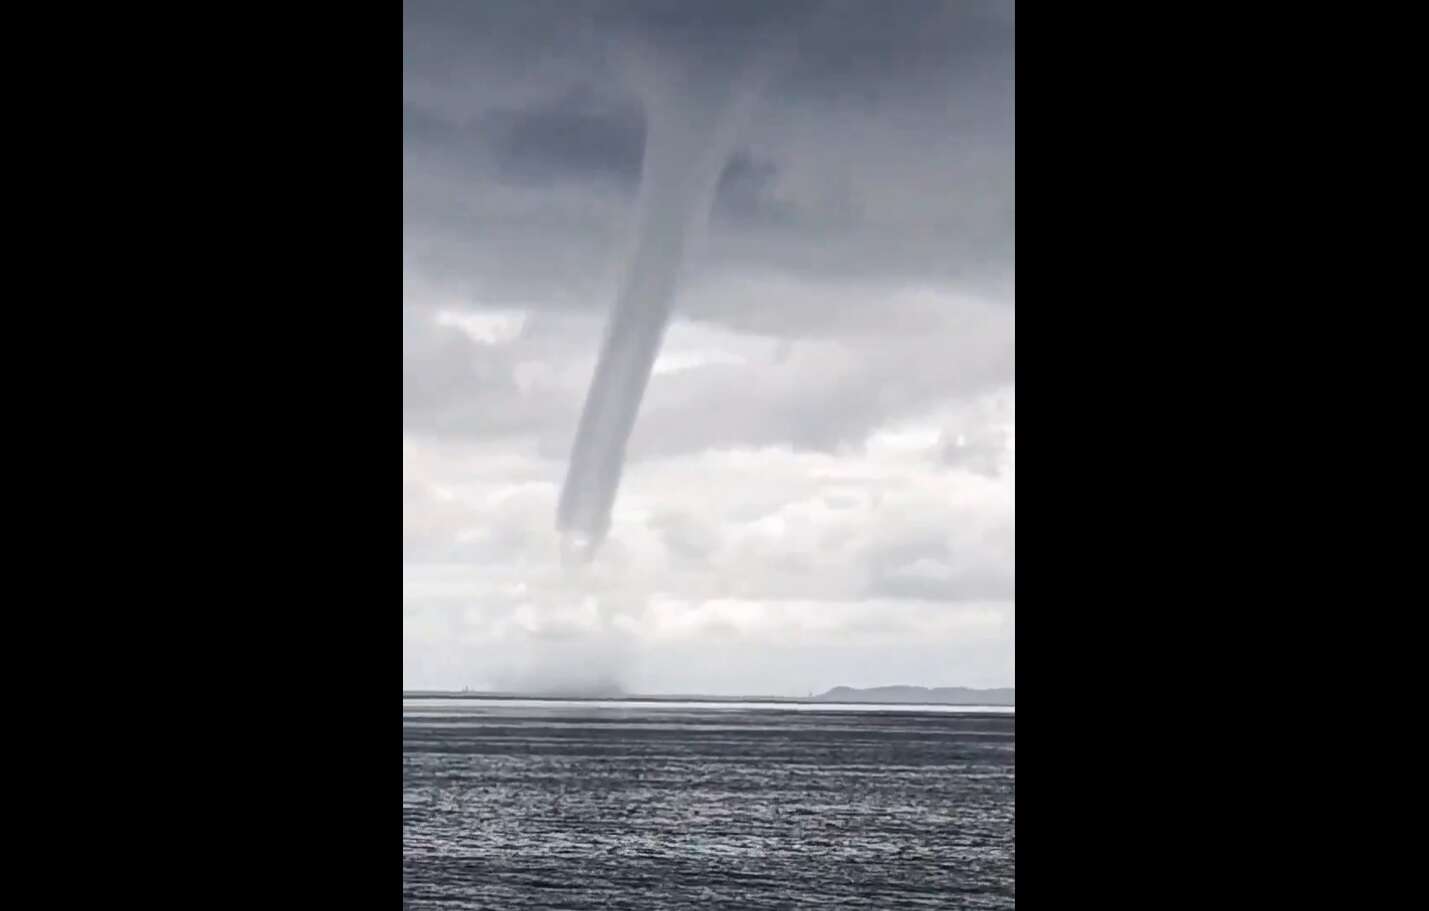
[403,699,1015,909]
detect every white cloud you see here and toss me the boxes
[401,370,1014,693]
[434,308,529,345]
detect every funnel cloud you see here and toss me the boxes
[557,11,811,559]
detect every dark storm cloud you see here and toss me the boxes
[403,0,1014,316]
[403,0,1011,106]
[485,92,645,191]
[713,151,788,224]
[775,0,1012,104]
[475,93,789,226]
[403,0,1014,460]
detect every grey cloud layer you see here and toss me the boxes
[403,0,1015,473]
[404,0,1014,321]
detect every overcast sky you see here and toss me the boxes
[403,0,1014,696]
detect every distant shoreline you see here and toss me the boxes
[402,689,1015,708]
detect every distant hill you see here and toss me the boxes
[814,686,1014,705]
